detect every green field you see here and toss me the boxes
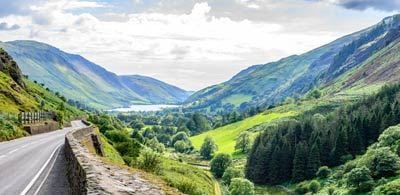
[190,111,296,155]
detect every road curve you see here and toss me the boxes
[0,120,86,195]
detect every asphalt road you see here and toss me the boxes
[0,120,86,195]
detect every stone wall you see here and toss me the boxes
[23,121,59,135]
[64,122,173,195]
[64,126,95,195]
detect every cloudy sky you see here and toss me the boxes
[0,0,398,90]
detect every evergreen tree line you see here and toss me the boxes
[245,83,400,185]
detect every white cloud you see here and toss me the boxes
[0,0,392,90]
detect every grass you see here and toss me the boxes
[221,94,252,107]
[160,157,215,195]
[190,111,297,155]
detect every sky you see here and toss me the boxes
[0,0,398,91]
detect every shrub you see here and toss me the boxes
[210,153,232,178]
[229,178,255,195]
[294,183,308,194]
[308,180,320,193]
[377,125,400,148]
[172,132,190,145]
[346,166,374,192]
[374,179,400,195]
[316,166,331,178]
[137,149,161,173]
[114,139,142,160]
[174,140,189,153]
[131,130,144,143]
[222,167,244,185]
[200,136,218,160]
[367,147,400,178]
[327,187,335,195]
[105,130,129,143]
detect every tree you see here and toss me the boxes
[174,140,189,153]
[367,148,400,178]
[307,144,321,178]
[229,178,255,195]
[307,88,322,99]
[200,136,218,159]
[346,166,374,192]
[172,132,190,145]
[235,131,252,153]
[210,153,232,178]
[222,167,244,185]
[130,120,145,130]
[292,142,308,181]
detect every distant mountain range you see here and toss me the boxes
[185,14,400,111]
[0,41,191,109]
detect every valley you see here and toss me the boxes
[2,4,400,195]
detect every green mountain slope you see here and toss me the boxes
[186,14,400,112]
[120,75,191,104]
[0,48,83,140]
[0,41,190,109]
[0,48,81,115]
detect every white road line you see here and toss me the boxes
[0,155,6,159]
[20,143,63,195]
[33,146,62,195]
[8,148,19,154]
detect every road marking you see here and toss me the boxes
[8,148,19,154]
[20,143,63,195]
[0,155,6,159]
[33,145,62,195]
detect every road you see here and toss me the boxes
[0,120,86,195]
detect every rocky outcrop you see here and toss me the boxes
[0,48,25,88]
[65,123,168,195]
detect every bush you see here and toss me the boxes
[145,137,165,153]
[131,130,144,143]
[229,178,255,195]
[374,179,400,195]
[377,125,400,148]
[172,132,190,145]
[105,130,129,143]
[200,136,218,160]
[346,166,374,192]
[174,140,189,153]
[210,153,232,178]
[294,183,308,194]
[222,167,244,185]
[316,166,331,178]
[137,149,161,173]
[114,139,142,160]
[308,180,320,193]
[367,147,400,178]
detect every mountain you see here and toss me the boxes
[0,48,81,115]
[120,75,191,104]
[185,14,400,112]
[0,40,190,109]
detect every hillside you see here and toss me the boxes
[185,14,400,112]
[294,124,400,194]
[0,48,83,140]
[0,40,190,109]
[190,111,296,155]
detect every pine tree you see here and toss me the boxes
[292,142,308,181]
[306,144,321,178]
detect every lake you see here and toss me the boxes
[109,104,180,112]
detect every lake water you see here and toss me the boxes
[109,104,180,112]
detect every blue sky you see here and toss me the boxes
[0,0,398,90]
